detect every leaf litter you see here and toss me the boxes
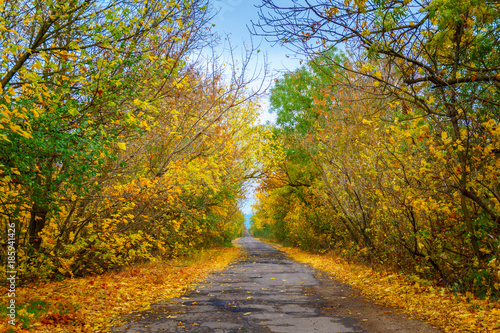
[0,247,239,332]
[280,246,500,332]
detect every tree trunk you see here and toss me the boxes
[28,203,47,251]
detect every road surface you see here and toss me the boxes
[110,237,441,332]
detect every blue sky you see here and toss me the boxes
[210,0,301,76]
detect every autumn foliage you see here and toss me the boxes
[2,0,500,330]
[0,247,239,332]
[0,0,268,282]
[252,0,500,298]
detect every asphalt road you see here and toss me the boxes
[109,237,441,333]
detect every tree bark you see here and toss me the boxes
[28,203,48,251]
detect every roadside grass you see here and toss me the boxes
[0,246,240,333]
[278,245,500,333]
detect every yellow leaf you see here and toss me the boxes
[33,60,42,70]
[117,142,126,151]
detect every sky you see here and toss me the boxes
[208,0,303,217]
[210,0,302,75]
[209,0,302,118]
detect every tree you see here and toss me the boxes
[254,0,500,232]
[1,0,269,281]
[253,38,500,295]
